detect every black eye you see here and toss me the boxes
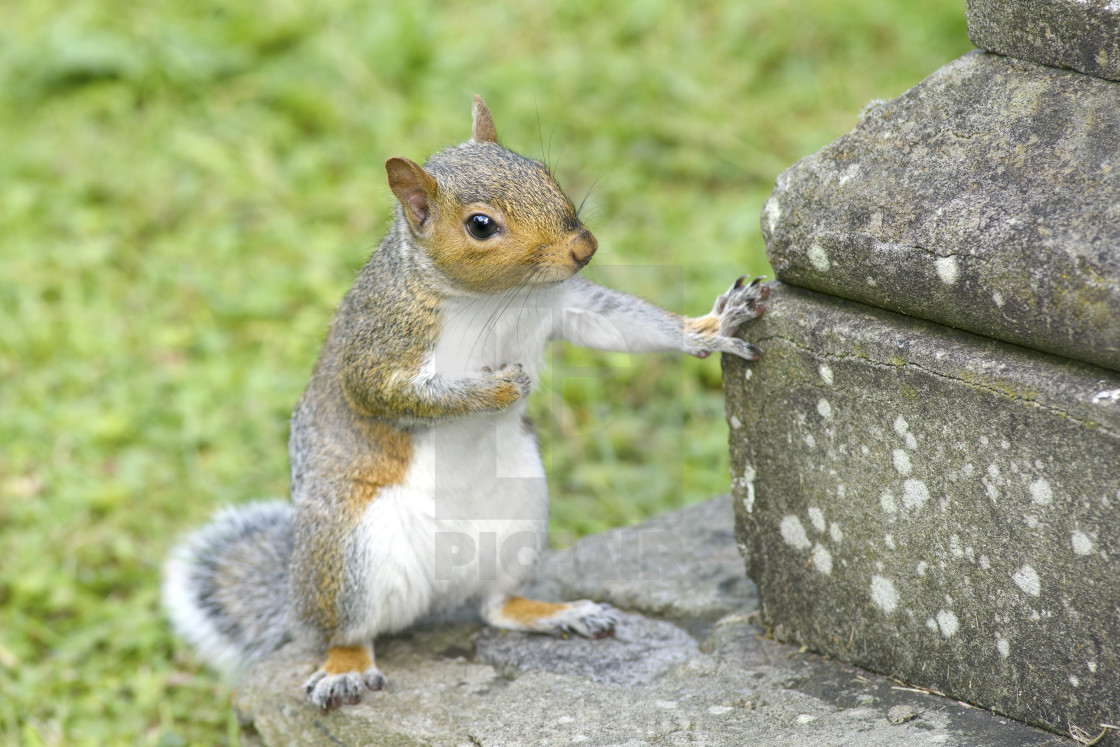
[466,214,500,239]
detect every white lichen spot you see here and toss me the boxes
[1069,675,1080,688]
[729,415,742,430]
[780,515,812,550]
[1071,531,1094,556]
[808,244,831,272]
[884,534,896,550]
[987,463,1000,480]
[949,534,964,559]
[708,705,733,716]
[893,416,909,436]
[838,163,860,185]
[764,198,782,235]
[993,291,1004,307]
[893,449,912,476]
[902,479,929,510]
[978,554,990,570]
[917,561,928,577]
[880,491,898,513]
[1029,478,1052,506]
[817,398,832,419]
[744,368,753,381]
[996,636,1010,659]
[1024,515,1040,529]
[808,507,826,533]
[935,256,959,284]
[980,436,990,446]
[740,464,757,514]
[1000,439,1010,450]
[1012,564,1041,597]
[812,543,833,575]
[797,714,817,725]
[1092,388,1120,404]
[830,522,844,544]
[925,618,939,633]
[986,482,999,502]
[819,364,834,385]
[1088,661,1098,673]
[905,433,917,450]
[870,575,899,614]
[804,433,816,449]
[861,445,869,455]
[936,610,959,638]
[962,463,974,477]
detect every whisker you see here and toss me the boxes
[467,267,526,364]
[514,266,545,356]
[536,106,550,174]
[578,172,604,218]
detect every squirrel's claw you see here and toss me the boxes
[715,275,769,338]
[304,667,387,711]
[550,600,619,639]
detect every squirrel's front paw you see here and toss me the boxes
[304,667,386,711]
[483,362,532,407]
[713,275,769,337]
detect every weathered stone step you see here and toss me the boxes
[232,498,1073,746]
[967,0,1120,82]
[762,50,1120,372]
[723,284,1120,742]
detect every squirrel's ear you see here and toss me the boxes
[386,157,438,229]
[471,95,498,144]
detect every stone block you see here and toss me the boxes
[968,0,1120,81]
[232,498,1068,746]
[762,51,1120,372]
[724,283,1120,740]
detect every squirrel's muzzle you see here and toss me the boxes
[569,229,598,268]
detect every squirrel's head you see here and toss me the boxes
[385,96,597,294]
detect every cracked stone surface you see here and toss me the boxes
[723,283,1120,742]
[761,50,1120,372]
[967,0,1120,81]
[232,497,1074,746]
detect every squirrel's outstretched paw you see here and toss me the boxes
[550,600,619,639]
[304,667,386,712]
[723,337,762,361]
[713,275,769,337]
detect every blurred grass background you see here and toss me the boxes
[0,0,971,743]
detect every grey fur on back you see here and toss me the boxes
[162,500,294,678]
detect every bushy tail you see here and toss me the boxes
[163,500,294,678]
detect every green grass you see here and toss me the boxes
[0,1,971,743]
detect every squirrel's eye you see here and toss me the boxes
[466,213,500,239]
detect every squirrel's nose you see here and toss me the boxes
[569,229,598,267]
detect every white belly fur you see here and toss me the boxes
[354,289,557,637]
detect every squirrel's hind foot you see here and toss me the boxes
[304,667,386,711]
[551,599,618,639]
[483,595,618,639]
[304,644,386,711]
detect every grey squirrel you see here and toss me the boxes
[163,96,769,712]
